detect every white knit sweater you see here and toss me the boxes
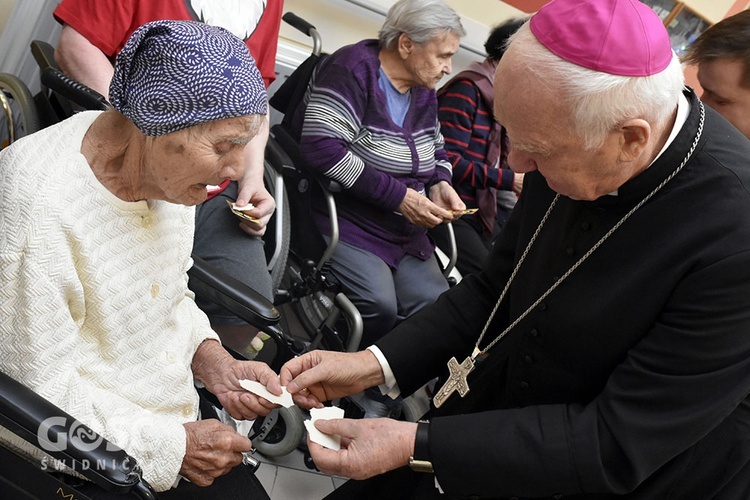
[0,111,220,491]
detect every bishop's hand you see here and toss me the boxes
[281,349,386,407]
[307,418,417,480]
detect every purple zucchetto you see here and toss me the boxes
[529,0,673,77]
[109,20,267,137]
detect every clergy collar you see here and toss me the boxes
[652,90,691,165]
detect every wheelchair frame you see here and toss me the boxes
[0,73,41,150]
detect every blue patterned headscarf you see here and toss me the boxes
[109,20,267,137]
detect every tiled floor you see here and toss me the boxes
[254,446,345,500]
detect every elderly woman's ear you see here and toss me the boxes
[397,33,415,59]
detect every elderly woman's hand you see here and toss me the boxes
[398,187,454,228]
[235,115,275,236]
[181,419,251,486]
[428,181,465,221]
[192,340,282,420]
[236,182,276,237]
[214,358,283,420]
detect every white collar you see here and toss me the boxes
[653,91,691,163]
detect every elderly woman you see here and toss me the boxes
[290,0,466,417]
[0,21,279,498]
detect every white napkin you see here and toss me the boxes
[238,379,295,408]
[304,406,345,451]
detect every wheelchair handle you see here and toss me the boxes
[282,12,322,56]
[40,67,110,111]
[282,12,316,37]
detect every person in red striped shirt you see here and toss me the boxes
[432,18,526,276]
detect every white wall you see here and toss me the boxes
[0,0,61,94]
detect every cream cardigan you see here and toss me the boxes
[0,111,219,491]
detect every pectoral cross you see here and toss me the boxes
[433,351,478,408]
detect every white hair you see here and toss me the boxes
[508,23,685,150]
[378,0,466,49]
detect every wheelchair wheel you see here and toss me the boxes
[263,158,291,295]
[252,405,306,457]
[282,254,360,352]
[0,73,40,150]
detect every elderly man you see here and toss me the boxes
[280,0,750,498]
[0,20,280,498]
[683,10,750,140]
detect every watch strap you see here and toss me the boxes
[409,420,433,473]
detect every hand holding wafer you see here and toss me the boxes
[226,200,261,223]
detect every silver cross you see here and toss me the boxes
[433,355,475,408]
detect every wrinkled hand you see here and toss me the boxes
[235,181,275,237]
[192,340,282,420]
[429,181,464,210]
[280,350,384,408]
[307,418,416,480]
[180,419,251,486]
[235,114,274,237]
[398,187,453,228]
[210,358,282,420]
[512,173,524,195]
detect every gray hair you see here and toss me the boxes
[378,0,466,50]
[508,23,684,150]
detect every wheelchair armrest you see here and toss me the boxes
[30,39,58,72]
[0,371,156,498]
[188,255,281,328]
[40,67,110,112]
[188,255,294,371]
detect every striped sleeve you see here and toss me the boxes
[438,79,512,191]
[299,63,408,211]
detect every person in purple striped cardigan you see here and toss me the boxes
[289,0,467,417]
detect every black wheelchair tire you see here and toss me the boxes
[263,158,291,296]
[253,405,306,457]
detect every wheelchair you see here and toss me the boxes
[0,72,41,150]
